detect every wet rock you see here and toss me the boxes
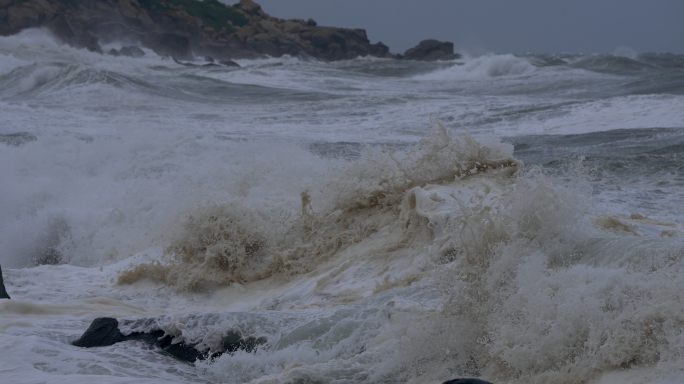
[172,57,198,67]
[307,18,316,26]
[70,32,103,53]
[73,317,205,362]
[72,317,124,347]
[145,33,192,60]
[222,49,267,60]
[73,317,266,363]
[219,59,240,67]
[251,37,282,57]
[45,13,75,41]
[107,48,120,57]
[404,39,462,61]
[0,264,10,300]
[119,45,145,58]
[443,379,494,384]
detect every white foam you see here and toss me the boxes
[613,46,640,60]
[0,53,32,77]
[2,130,684,384]
[415,54,536,81]
[0,135,344,268]
[495,94,684,136]
[1,30,683,384]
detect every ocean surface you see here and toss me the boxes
[1,28,684,384]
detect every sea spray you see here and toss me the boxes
[377,163,684,384]
[117,123,520,291]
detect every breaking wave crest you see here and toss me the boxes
[374,164,684,384]
[415,54,537,80]
[117,125,684,384]
[116,125,684,383]
[6,120,683,384]
[114,126,684,384]
[118,123,520,291]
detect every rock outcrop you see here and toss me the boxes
[403,39,462,61]
[0,0,460,62]
[108,45,144,57]
[73,317,266,363]
[442,379,493,384]
[119,45,145,57]
[0,264,10,300]
[73,317,206,362]
[0,0,406,61]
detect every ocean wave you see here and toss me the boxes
[0,62,138,102]
[492,94,684,136]
[567,54,658,75]
[415,54,537,80]
[108,126,684,384]
[0,54,32,77]
[117,123,519,290]
[3,125,684,384]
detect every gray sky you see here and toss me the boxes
[248,0,684,55]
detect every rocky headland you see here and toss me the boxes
[0,0,461,62]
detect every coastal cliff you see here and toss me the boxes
[0,0,460,61]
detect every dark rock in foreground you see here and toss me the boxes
[404,39,462,61]
[0,264,10,300]
[73,317,205,362]
[443,379,494,384]
[72,318,124,348]
[73,317,265,363]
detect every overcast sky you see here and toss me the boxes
[248,0,684,55]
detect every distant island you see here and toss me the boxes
[0,0,461,62]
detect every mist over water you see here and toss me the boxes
[1,29,684,384]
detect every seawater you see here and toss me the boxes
[1,28,684,384]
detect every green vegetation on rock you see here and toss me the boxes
[139,0,249,32]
